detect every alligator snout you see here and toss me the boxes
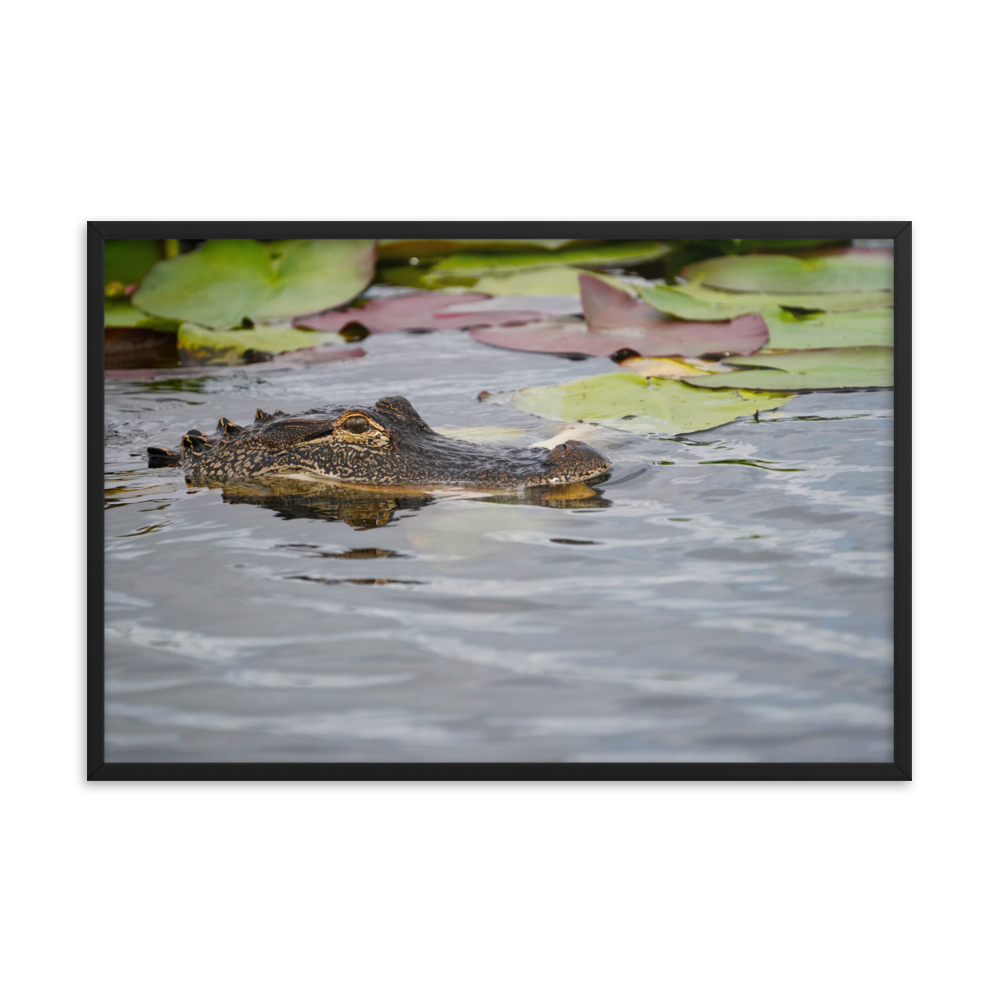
[542,439,612,485]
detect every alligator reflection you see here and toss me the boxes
[478,480,612,510]
[209,476,611,529]
[216,478,433,529]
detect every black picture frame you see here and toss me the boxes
[89,221,911,781]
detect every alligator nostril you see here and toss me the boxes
[550,440,588,456]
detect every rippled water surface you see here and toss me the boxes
[105,328,894,762]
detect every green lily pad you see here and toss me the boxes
[104,239,165,285]
[683,240,845,254]
[682,251,893,294]
[431,241,667,275]
[133,239,376,329]
[764,309,893,349]
[502,371,791,436]
[636,284,754,321]
[637,283,894,326]
[105,301,152,328]
[385,263,589,296]
[176,322,345,365]
[104,301,182,334]
[670,279,894,314]
[683,347,893,391]
[379,238,583,258]
[459,265,587,296]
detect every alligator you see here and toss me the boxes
[147,395,612,489]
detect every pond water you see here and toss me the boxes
[104,321,894,763]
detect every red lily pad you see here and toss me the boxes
[431,309,548,326]
[434,294,580,328]
[579,271,671,330]
[105,328,180,369]
[295,291,492,333]
[104,346,366,381]
[470,312,768,358]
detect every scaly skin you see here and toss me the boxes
[148,395,612,488]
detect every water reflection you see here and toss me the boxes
[218,478,435,529]
[478,481,612,510]
[274,545,408,559]
[210,476,613,528]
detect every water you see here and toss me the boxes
[104,328,894,762]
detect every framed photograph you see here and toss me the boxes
[90,223,910,780]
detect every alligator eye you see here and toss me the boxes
[342,415,370,434]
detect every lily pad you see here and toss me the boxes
[706,239,850,254]
[105,346,366,382]
[549,272,769,356]
[636,285,893,348]
[471,311,769,358]
[295,292,490,333]
[498,371,792,436]
[682,251,893,294]
[176,322,346,365]
[675,280,894,314]
[683,347,894,391]
[636,284,755,321]
[466,266,590,296]
[436,294,581,317]
[133,239,376,329]
[764,309,893,349]
[614,355,735,379]
[105,301,152,328]
[430,241,668,275]
[105,328,179,369]
[379,238,583,258]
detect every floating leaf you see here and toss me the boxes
[471,310,769,359]
[177,322,345,365]
[379,238,583,258]
[104,239,164,285]
[380,262,591,296]
[469,271,769,358]
[636,284,753,321]
[105,328,179,369]
[764,309,893,349]
[636,285,893,348]
[614,355,734,379]
[105,301,153,328]
[580,272,768,354]
[104,346,366,382]
[710,239,850,253]
[430,241,667,275]
[500,371,791,435]
[466,266,589,296]
[682,251,893,294]
[683,347,893,391]
[434,293,580,326]
[296,291,490,333]
[675,280,894,314]
[133,239,376,329]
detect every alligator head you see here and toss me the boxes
[148,395,612,489]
